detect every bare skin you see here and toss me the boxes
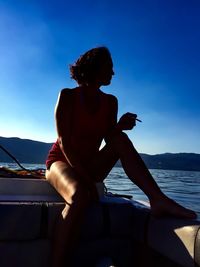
[46,60,197,267]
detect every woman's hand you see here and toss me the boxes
[117,112,138,131]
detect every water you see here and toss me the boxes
[105,167,200,219]
[1,162,200,218]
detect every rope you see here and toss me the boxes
[0,144,45,178]
[0,144,28,170]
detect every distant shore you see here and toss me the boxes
[0,136,200,171]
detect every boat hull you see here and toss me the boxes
[0,177,199,267]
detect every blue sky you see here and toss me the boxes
[0,0,200,154]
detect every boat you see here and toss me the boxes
[0,173,199,267]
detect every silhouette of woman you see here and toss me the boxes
[45,47,196,267]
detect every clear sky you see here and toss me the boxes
[0,0,200,154]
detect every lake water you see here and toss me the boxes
[105,167,200,219]
[1,162,200,219]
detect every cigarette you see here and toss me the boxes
[136,118,142,122]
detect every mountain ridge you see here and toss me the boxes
[0,136,200,171]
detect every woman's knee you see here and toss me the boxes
[107,131,138,159]
[110,131,132,148]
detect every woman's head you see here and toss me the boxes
[70,47,114,86]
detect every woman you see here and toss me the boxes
[46,47,196,267]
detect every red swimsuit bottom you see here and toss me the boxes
[46,140,66,169]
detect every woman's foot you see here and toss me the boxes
[150,195,197,219]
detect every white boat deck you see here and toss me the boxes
[0,177,64,202]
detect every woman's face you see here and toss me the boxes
[96,57,114,86]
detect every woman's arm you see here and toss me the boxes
[104,95,120,143]
[104,95,138,143]
[55,89,76,167]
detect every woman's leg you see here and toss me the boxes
[90,132,196,219]
[46,161,90,267]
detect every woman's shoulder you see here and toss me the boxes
[56,88,78,108]
[60,87,78,95]
[58,87,79,101]
[101,91,118,106]
[101,91,117,100]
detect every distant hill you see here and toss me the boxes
[111,154,200,172]
[0,137,200,171]
[0,137,53,164]
[140,153,200,171]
